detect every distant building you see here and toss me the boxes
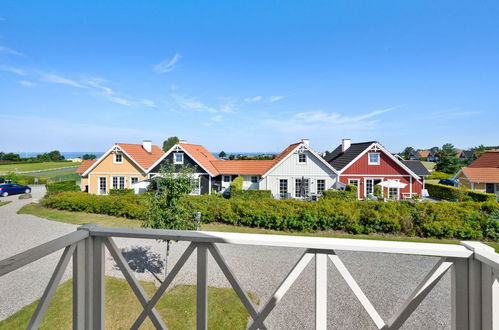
[454,150,499,199]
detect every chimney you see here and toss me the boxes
[301,139,310,146]
[142,140,152,152]
[342,138,351,152]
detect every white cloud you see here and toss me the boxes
[85,78,113,94]
[211,115,223,122]
[85,77,135,106]
[244,96,263,103]
[0,45,23,56]
[39,72,85,88]
[171,94,217,113]
[268,95,284,103]
[265,107,394,133]
[0,66,27,76]
[141,99,157,108]
[18,80,36,87]
[154,53,181,73]
[108,96,132,106]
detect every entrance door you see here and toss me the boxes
[365,178,382,197]
[486,183,495,194]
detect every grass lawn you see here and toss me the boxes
[0,201,11,207]
[34,169,81,183]
[0,277,253,329]
[19,203,499,252]
[0,162,78,174]
[421,161,436,171]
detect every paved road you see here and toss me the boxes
[0,188,451,329]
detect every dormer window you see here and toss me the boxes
[174,152,184,164]
[368,152,380,165]
[298,153,307,164]
[114,153,123,164]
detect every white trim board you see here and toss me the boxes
[82,144,148,176]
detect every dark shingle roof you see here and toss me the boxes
[324,142,376,171]
[402,160,431,177]
[461,150,475,159]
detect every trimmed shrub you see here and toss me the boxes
[46,180,80,194]
[230,189,272,200]
[428,171,452,180]
[109,189,135,196]
[229,176,243,193]
[321,184,357,201]
[15,176,48,185]
[41,190,499,240]
[426,183,497,202]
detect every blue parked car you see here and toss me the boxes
[438,179,459,187]
[0,183,31,197]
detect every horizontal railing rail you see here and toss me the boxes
[0,224,497,330]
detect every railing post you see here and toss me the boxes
[72,240,86,330]
[92,236,106,330]
[451,258,469,330]
[315,253,327,330]
[197,243,208,330]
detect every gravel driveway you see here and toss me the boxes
[0,188,451,329]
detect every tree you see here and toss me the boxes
[144,163,197,279]
[228,154,235,160]
[400,147,415,160]
[435,143,461,174]
[82,154,97,160]
[162,136,179,152]
[218,151,227,159]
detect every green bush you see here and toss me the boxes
[46,180,80,194]
[230,189,272,200]
[15,176,48,185]
[229,176,243,193]
[428,171,452,180]
[42,190,499,241]
[321,184,357,201]
[426,183,497,202]
[109,189,135,196]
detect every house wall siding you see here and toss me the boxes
[264,150,337,198]
[86,151,146,194]
[149,151,208,174]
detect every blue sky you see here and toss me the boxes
[1,1,498,153]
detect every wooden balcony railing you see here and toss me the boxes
[0,224,497,329]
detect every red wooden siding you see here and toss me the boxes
[339,149,423,199]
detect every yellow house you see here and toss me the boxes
[453,150,499,199]
[76,140,164,195]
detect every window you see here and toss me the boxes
[348,179,359,187]
[191,178,201,195]
[131,177,139,185]
[365,178,382,195]
[174,153,184,164]
[99,177,107,195]
[223,175,231,182]
[114,153,123,164]
[295,178,309,198]
[316,179,326,194]
[112,176,125,189]
[298,153,307,164]
[388,187,399,199]
[250,176,258,183]
[279,179,288,198]
[368,153,380,165]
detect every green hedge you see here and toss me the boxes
[16,177,48,185]
[42,191,499,240]
[46,180,80,194]
[230,189,272,200]
[229,176,243,193]
[426,183,497,202]
[428,171,452,180]
[109,189,135,196]
[321,184,358,201]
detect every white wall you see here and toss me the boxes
[261,149,337,198]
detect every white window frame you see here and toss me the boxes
[174,152,184,165]
[297,153,307,164]
[114,153,123,164]
[112,176,125,189]
[295,178,309,198]
[368,152,380,165]
[98,176,107,195]
[348,179,360,199]
[130,177,139,185]
[364,178,383,197]
[250,176,258,184]
[223,175,231,183]
[387,179,400,200]
[190,177,201,195]
[279,179,288,198]
[316,179,326,195]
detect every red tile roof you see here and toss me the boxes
[462,167,499,183]
[211,160,275,175]
[468,150,499,168]
[418,150,430,158]
[116,143,164,170]
[76,160,96,174]
[179,143,220,175]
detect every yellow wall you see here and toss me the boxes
[456,172,485,191]
[83,151,147,194]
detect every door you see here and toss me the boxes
[222,175,232,191]
[99,177,107,195]
[485,183,495,194]
[365,178,382,197]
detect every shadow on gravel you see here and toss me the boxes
[115,246,164,283]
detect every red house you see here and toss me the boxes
[324,139,430,199]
